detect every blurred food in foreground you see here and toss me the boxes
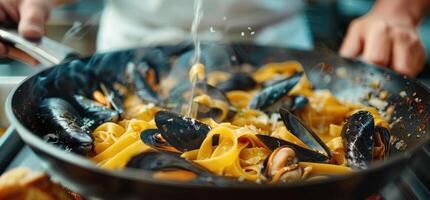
[0,168,81,200]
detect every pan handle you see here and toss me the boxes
[0,28,79,66]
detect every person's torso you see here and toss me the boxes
[107,0,303,30]
[97,0,310,51]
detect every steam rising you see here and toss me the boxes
[62,12,101,44]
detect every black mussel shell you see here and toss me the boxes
[216,72,257,92]
[280,107,331,157]
[257,135,329,163]
[127,151,205,173]
[155,111,211,152]
[74,95,119,128]
[126,62,159,104]
[39,98,93,154]
[376,126,390,158]
[196,104,224,121]
[291,96,309,110]
[248,72,303,110]
[140,129,178,152]
[99,83,125,115]
[196,82,230,103]
[126,151,237,186]
[341,111,375,169]
[43,133,91,154]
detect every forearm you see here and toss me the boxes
[371,0,430,25]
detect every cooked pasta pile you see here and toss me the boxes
[89,61,390,183]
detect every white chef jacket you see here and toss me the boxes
[97,0,313,52]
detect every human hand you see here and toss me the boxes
[0,0,53,55]
[340,0,428,77]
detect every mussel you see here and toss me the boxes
[195,104,224,120]
[140,129,179,152]
[261,95,309,114]
[98,83,125,115]
[127,151,236,185]
[341,111,390,169]
[126,62,159,104]
[39,98,93,154]
[216,72,257,92]
[74,95,119,129]
[375,126,390,159]
[248,72,303,110]
[264,146,303,183]
[280,107,331,157]
[141,111,211,152]
[257,135,329,163]
[283,95,309,111]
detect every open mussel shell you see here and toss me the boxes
[74,95,119,128]
[126,151,237,186]
[195,104,224,121]
[248,72,303,110]
[39,98,93,154]
[375,126,391,158]
[264,146,303,183]
[256,134,329,163]
[127,151,206,173]
[140,129,179,152]
[126,62,160,104]
[216,72,257,92]
[280,107,331,158]
[155,111,211,152]
[341,111,375,169]
[98,83,126,115]
[195,82,231,103]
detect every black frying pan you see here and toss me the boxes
[3,29,430,200]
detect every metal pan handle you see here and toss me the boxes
[0,28,79,66]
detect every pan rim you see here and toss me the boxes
[5,44,430,190]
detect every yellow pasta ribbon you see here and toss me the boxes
[185,127,240,175]
[298,162,352,175]
[326,137,344,152]
[207,71,230,86]
[271,126,308,148]
[224,152,259,181]
[231,109,271,132]
[226,90,253,110]
[92,122,126,154]
[91,131,140,163]
[252,61,303,83]
[101,140,151,169]
[329,124,343,137]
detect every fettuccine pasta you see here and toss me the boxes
[87,61,390,183]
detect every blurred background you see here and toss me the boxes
[42,0,430,68]
[1,0,430,81]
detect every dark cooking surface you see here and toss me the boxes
[4,43,430,199]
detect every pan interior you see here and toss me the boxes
[10,43,430,179]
